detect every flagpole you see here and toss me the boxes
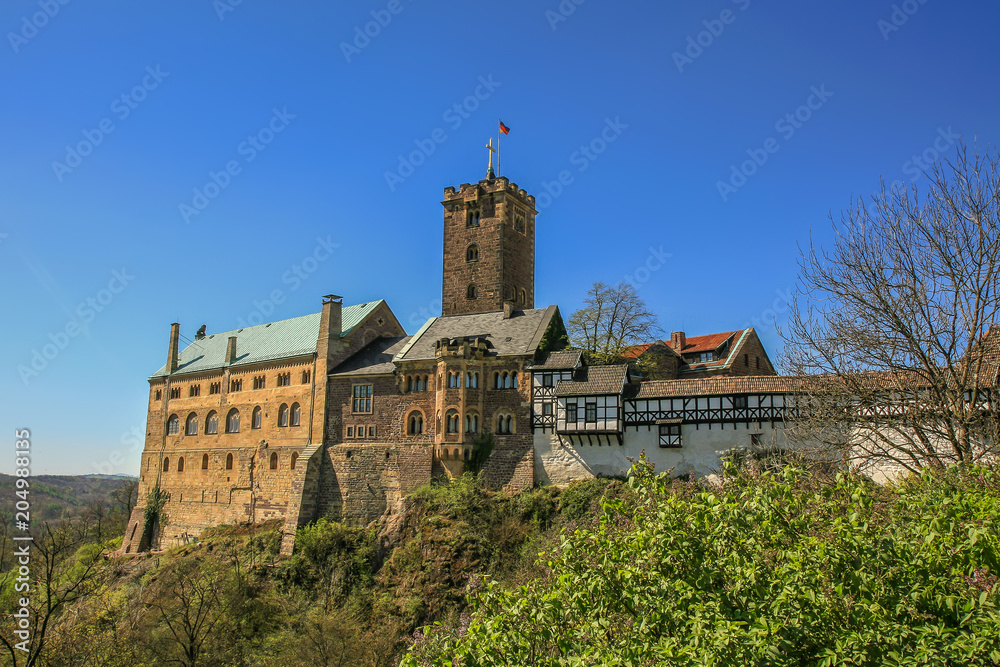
[497,119,501,178]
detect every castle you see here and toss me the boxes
[122,162,801,555]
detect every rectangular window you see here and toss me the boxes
[733,395,748,409]
[566,403,578,423]
[542,374,553,387]
[368,426,376,438]
[346,426,354,437]
[352,384,373,413]
[659,424,682,448]
[542,403,553,416]
[585,402,597,423]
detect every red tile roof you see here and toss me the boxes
[636,375,809,398]
[675,330,741,353]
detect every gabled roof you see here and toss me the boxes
[150,301,384,378]
[331,336,412,377]
[555,364,630,397]
[529,350,583,370]
[395,307,557,362]
[636,375,807,398]
[676,331,741,354]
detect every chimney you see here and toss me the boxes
[167,323,180,374]
[322,294,343,338]
[670,331,686,351]
[502,300,514,319]
[226,336,237,364]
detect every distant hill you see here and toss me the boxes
[0,473,136,524]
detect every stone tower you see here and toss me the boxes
[441,171,536,316]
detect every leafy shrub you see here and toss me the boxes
[556,477,613,523]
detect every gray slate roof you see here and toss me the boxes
[554,364,630,397]
[151,301,384,378]
[395,307,556,361]
[331,336,412,376]
[529,350,582,370]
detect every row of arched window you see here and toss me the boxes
[406,410,513,436]
[406,375,429,392]
[161,451,300,473]
[465,283,529,304]
[167,403,301,436]
[493,371,518,389]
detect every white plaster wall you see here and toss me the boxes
[535,421,790,484]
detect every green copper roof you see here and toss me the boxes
[151,301,384,378]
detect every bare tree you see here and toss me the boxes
[567,281,661,364]
[782,142,1000,477]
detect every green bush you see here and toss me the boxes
[403,458,1000,666]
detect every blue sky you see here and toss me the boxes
[2,0,998,474]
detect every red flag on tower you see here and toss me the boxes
[499,120,510,135]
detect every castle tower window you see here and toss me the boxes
[278,404,289,427]
[520,288,526,304]
[177,457,185,473]
[467,284,477,300]
[226,409,240,433]
[226,453,233,470]
[162,457,170,472]
[446,410,459,433]
[407,411,424,435]
[167,414,180,435]
[252,406,262,429]
[466,372,479,388]
[185,413,198,436]
[352,385,373,413]
[291,452,299,470]
[466,244,479,262]
[202,453,209,470]
[465,413,479,434]
[270,452,278,470]
[189,384,201,397]
[422,375,429,390]
[291,403,301,427]
[496,413,514,434]
[514,209,526,233]
[206,411,219,435]
[467,209,480,227]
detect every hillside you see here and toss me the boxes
[0,473,136,524]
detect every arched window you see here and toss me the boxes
[407,375,413,392]
[497,413,515,434]
[407,411,424,435]
[205,411,219,435]
[177,457,185,472]
[278,404,289,427]
[269,452,278,470]
[467,283,477,300]
[466,244,479,262]
[520,288,526,304]
[226,409,240,433]
[291,403,301,427]
[466,372,479,388]
[167,414,180,435]
[185,413,198,436]
[512,372,518,388]
[252,406,262,429]
[503,372,511,389]
[465,413,479,434]
[453,448,460,460]
[467,210,480,227]
[226,453,234,470]
[446,410,459,433]
[291,452,299,470]
[464,449,471,461]
[202,453,209,470]
[162,457,170,472]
